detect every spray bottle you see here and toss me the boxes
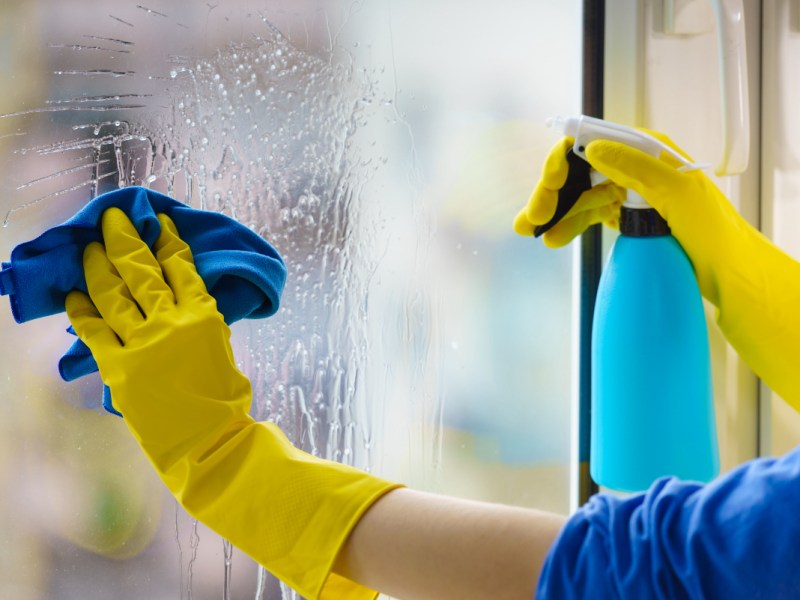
[538,115,719,492]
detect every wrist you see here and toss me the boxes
[713,229,800,406]
[171,421,401,599]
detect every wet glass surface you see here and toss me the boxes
[0,1,580,597]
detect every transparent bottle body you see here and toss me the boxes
[591,233,719,492]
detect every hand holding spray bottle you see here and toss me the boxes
[539,115,719,492]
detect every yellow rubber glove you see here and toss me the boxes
[513,137,626,246]
[515,134,800,410]
[65,207,402,600]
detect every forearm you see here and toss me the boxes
[713,225,800,408]
[333,488,566,600]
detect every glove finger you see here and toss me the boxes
[513,187,558,235]
[65,289,122,353]
[541,203,620,248]
[637,128,695,167]
[540,137,575,189]
[516,181,623,241]
[514,137,577,235]
[585,140,688,220]
[83,241,145,341]
[513,207,535,236]
[567,181,625,213]
[101,207,176,317]
[523,181,560,226]
[153,213,212,306]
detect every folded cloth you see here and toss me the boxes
[0,186,286,415]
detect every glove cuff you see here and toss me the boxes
[171,421,402,599]
[714,227,800,408]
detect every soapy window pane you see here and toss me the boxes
[0,0,580,598]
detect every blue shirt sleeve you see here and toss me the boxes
[537,445,800,599]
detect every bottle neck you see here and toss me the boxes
[619,206,671,237]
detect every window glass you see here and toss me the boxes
[0,1,581,597]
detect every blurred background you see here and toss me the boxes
[0,1,580,598]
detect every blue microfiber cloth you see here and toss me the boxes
[0,186,286,415]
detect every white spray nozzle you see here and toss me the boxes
[547,115,710,208]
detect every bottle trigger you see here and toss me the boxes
[534,148,593,238]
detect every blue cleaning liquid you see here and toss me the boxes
[591,223,719,492]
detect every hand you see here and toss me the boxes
[66,207,400,599]
[513,136,625,248]
[65,207,252,468]
[514,133,800,409]
[583,133,763,308]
